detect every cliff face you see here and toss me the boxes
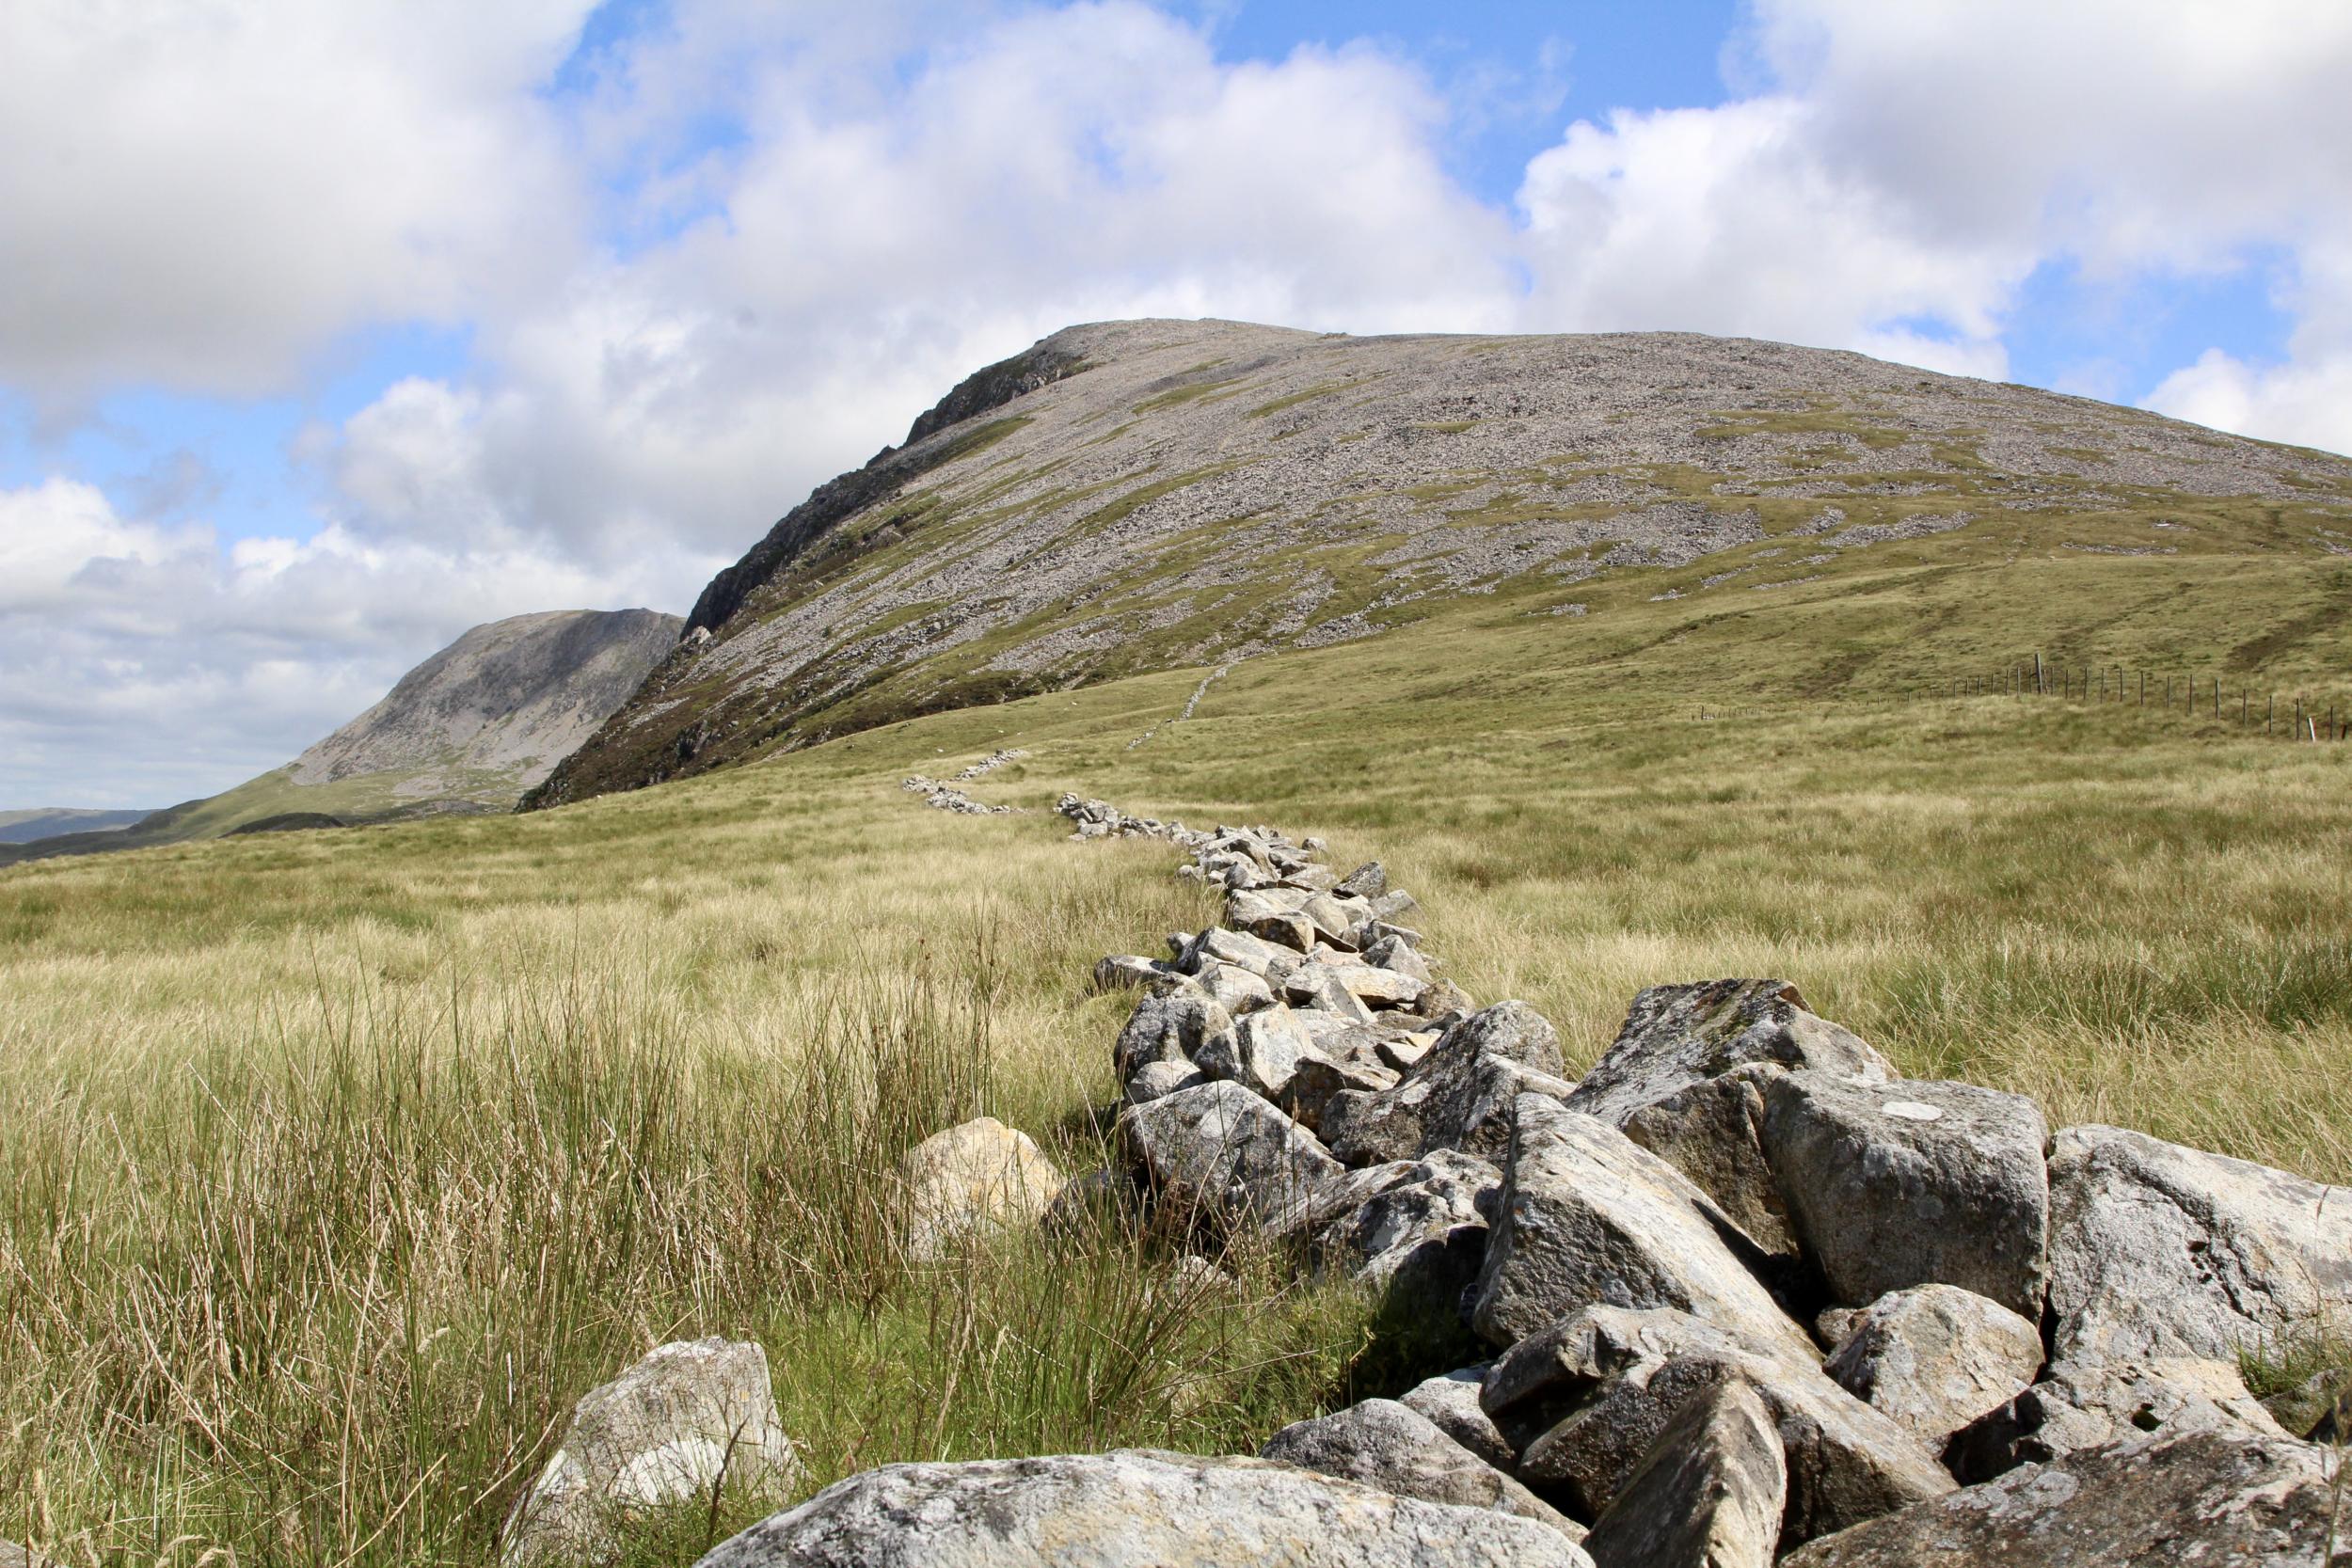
[529,317,2352,808]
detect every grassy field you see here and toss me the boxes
[3,551,2349,1563]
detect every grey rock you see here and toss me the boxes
[1261,1400,1580,1539]
[1821,1285,2043,1448]
[1093,954,1170,992]
[1621,1064,1796,1262]
[1280,863,1343,893]
[1760,1072,2049,1319]
[1187,926,1300,984]
[1369,889,1422,923]
[1300,892,1364,947]
[1581,1377,1785,1568]
[1567,979,1892,1128]
[1041,1168,1133,1237]
[2043,1123,2352,1370]
[2263,1367,2349,1442]
[700,1449,1598,1568]
[1335,861,1389,899]
[1198,960,1279,1017]
[1286,1150,1499,1311]
[1401,1366,1513,1470]
[1279,1053,1400,1136]
[1325,1002,1577,1168]
[1482,1307,1951,1550]
[1289,958,1426,1008]
[1,1543,57,1568]
[1114,989,1235,1082]
[1125,1058,1208,1106]
[1947,1355,2290,1480]
[1119,1081,1343,1232]
[1200,1006,1324,1101]
[1290,967,1379,1023]
[506,1338,795,1566]
[1470,1097,1813,1360]
[1360,935,1433,983]
[1780,1428,2347,1567]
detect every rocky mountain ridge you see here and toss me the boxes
[530,317,2352,808]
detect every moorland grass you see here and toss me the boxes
[4,556,2349,1562]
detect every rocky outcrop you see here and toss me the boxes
[700,1450,1597,1568]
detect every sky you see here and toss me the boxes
[5,1,2350,808]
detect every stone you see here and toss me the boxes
[1041,1168,1133,1238]
[1278,1053,1400,1136]
[1300,893,1364,947]
[1093,954,1170,991]
[1125,1058,1208,1105]
[1621,1064,1797,1262]
[503,1338,796,1566]
[1280,863,1343,893]
[893,1117,1064,1260]
[701,1449,1598,1568]
[1946,1355,2290,1480]
[1,1543,57,1568]
[1199,1006,1324,1101]
[1779,1428,2347,1567]
[1821,1285,2043,1448]
[1335,861,1388,898]
[1114,989,1235,1082]
[1470,1097,1814,1361]
[1759,1072,2049,1319]
[1187,926,1299,984]
[1360,935,1432,983]
[1288,958,1426,1008]
[1481,1307,1951,1550]
[1412,976,1476,1021]
[1285,1150,1499,1311]
[1289,966,1378,1023]
[1375,1034,1434,1073]
[1580,1377,1786,1568]
[1567,979,1892,1128]
[1401,1366,1514,1470]
[1261,1400,1580,1538]
[2263,1367,2349,1442]
[1119,1081,1343,1232]
[2043,1123,2352,1370]
[1325,1002,1577,1168]
[1369,889,1421,923]
[1197,959,1279,1016]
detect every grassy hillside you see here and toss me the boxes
[2,548,2347,1562]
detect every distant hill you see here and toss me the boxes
[0,807,154,845]
[4,609,681,864]
[528,317,2352,808]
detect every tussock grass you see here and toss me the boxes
[5,562,2351,1560]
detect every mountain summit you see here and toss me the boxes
[529,317,2352,807]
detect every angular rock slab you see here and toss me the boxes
[506,1338,795,1566]
[1760,1072,2049,1319]
[1261,1399,1581,1538]
[1324,1001,1576,1168]
[1780,1428,2347,1567]
[1470,1097,1813,1361]
[1566,979,1893,1128]
[1401,1365,1513,1470]
[1947,1354,2290,1480]
[1621,1063,1797,1263]
[1114,988,1235,1083]
[1482,1307,1951,1551]
[1284,1149,1498,1313]
[1581,1378,1786,1568]
[700,1449,1597,1568]
[1821,1284,2043,1449]
[893,1117,1063,1261]
[2044,1123,2352,1369]
[1198,1004,1322,1101]
[1119,1080,1342,1232]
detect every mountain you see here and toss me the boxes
[528,317,2352,808]
[4,609,680,863]
[0,808,154,845]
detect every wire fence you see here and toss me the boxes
[1919,653,2348,742]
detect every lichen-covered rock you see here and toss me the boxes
[1324,1002,1576,1167]
[1946,1355,2289,1481]
[1482,1307,1951,1550]
[1821,1285,2043,1449]
[700,1449,1598,1568]
[1199,1005,1322,1100]
[1185,926,1300,985]
[1093,954,1172,992]
[1780,1428,2345,1566]
[893,1117,1064,1261]
[2043,1124,2352,1370]
[1261,1399,1580,1539]
[505,1338,794,1566]
[1580,1378,1785,1568]
[1470,1097,1812,1361]
[1284,1149,1498,1312]
[1759,1073,2049,1319]
[1401,1366,1513,1470]
[1119,1081,1342,1231]
[1567,980,1892,1127]
[1125,1058,1208,1106]
[1279,1053,1400,1136]
[1620,1063,1797,1263]
[1114,988,1235,1082]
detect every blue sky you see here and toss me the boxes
[2,0,2347,806]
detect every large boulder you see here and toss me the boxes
[1820,1285,2043,1449]
[1567,980,1892,1127]
[1260,1399,1580,1538]
[2043,1124,2352,1370]
[700,1449,1597,1568]
[1282,1149,1498,1313]
[1780,1427,2346,1566]
[1620,1063,1798,1264]
[1759,1073,2049,1319]
[504,1338,795,1566]
[893,1117,1063,1261]
[1579,1378,1786,1568]
[1119,1081,1342,1232]
[1470,1097,1813,1361]
[1481,1307,1952,1550]
[1946,1355,2290,1481]
[1114,989,1235,1082]
[1323,1002,1576,1167]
